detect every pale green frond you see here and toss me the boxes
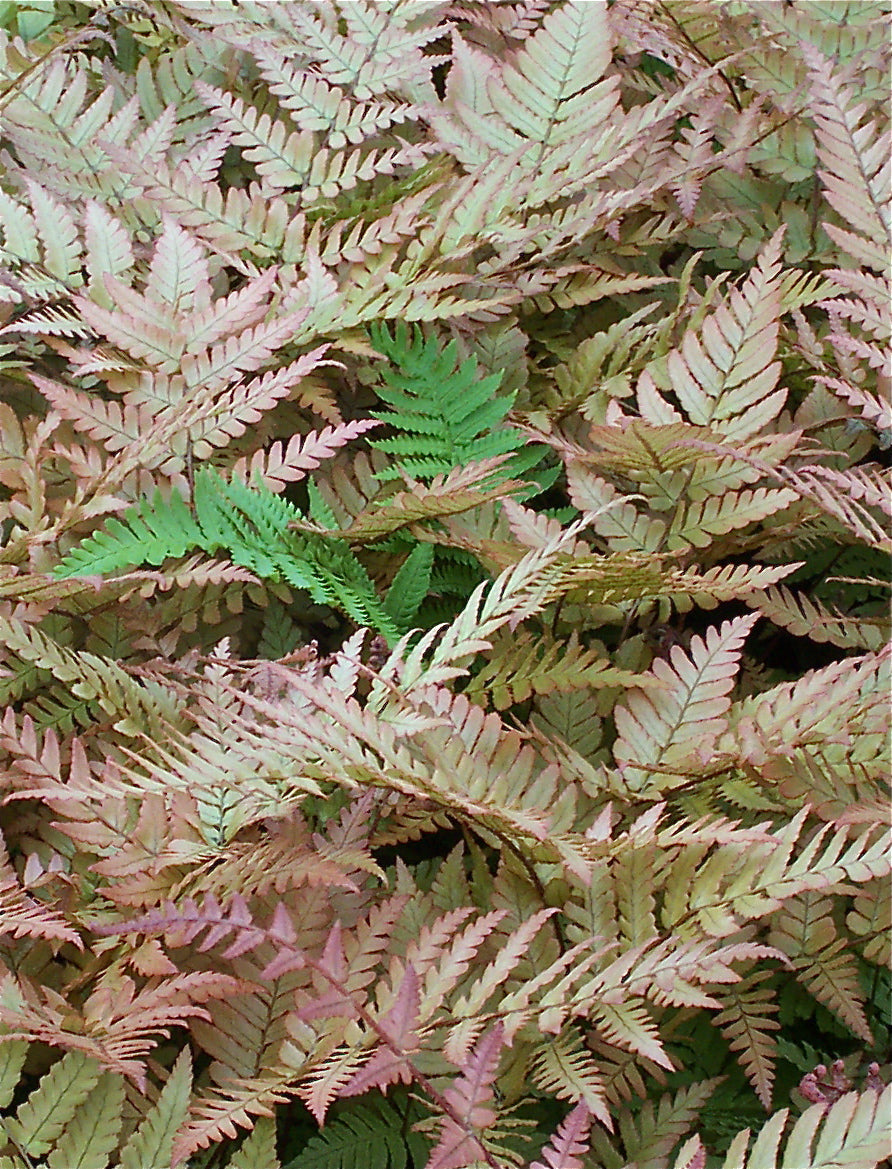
[614,845,658,947]
[118,1047,192,1169]
[0,616,182,739]
[661,562,801,613]
[45,1072,123,1169]
[615,1078,723,1169]
[5,1052,102,1158]
[846,874,891,966]
[227,1117,280,1169]
[24,180,82,286]
[711,1084,892,1169]
[592,999,671,1072]
[382,525,579,694]
[806,48,890,272]
[195,83,316,193]
[770,891,872,1043]
[442,0,616,171]
[253,43,419,147]
[565,468,665,554]
[83,202,134,308]
[0,1041,28,1110]
[145,216,211,314]
[288,0,444,99]
[727,645,890,762]
[661,231,787,442]
[0,188,39,266]
[666,488,798,551]
[465,630,652,711]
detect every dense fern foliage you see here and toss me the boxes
[0,2,889,1167]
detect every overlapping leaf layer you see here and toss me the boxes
[0,3,889,1168]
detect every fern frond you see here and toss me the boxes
[0,616,181,738]
[233,420,381,490]
[613,614,758,794]
[770,890,872,1044]
[284,1099,407,1169]
[21,180,82,287]
[427,1024,504,1169]
[666,488,798,551]
[775,464,891,552]
[846,874,891,967]
[656,231,788,442]
[714,972,780,1108]
[253,42,420,147]
[0,829,81,947]
[227,1117,281,1169]
[383,525,580,694]
[447,908,559,1055]
[662,562,801,612]
[707,1084,892,1169]
[330,458,521,542]
[727,645,890,765]
[565,467,665,553]
[171,1071,294,1162]
[529,1028,610,1127]
[285,0,445,99]
[368,322,529,482]
[55,470,402,642]
[464,630,652,711]
[615,1078,723,1167]
[530,1101,592,1169]
[180,347,335,457]
[45,1072,124,1169]
[118,1047,192,1169]
[438,0,614,169]
[805,47,890,273]
[56,488,205,576]
[384,542,435,632]
[4,1050,102,1158]
[752,584,888,650]
[195,83,316,194]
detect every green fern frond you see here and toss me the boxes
[615,1078,724,1168]
[0,1044,28,1116]
[45,1072,124,1169]
[714,972,780,1109]
[383,542,434,632]
[530,1028,610,1128]
[54,469,401,643]
[368,321,534,483]
[55,487,205,576]
[283,1098,408,1169]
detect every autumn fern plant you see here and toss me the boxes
[0,1,890,1168]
